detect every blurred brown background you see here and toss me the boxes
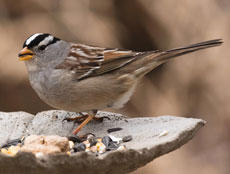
[0,0,229,173]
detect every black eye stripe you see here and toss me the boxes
[24,33,50,48]
[46,37,60,47]
[38,37,60,51]
[23,33,60,49]
[38,45,47,50]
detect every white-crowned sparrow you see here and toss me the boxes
[18,33,222,134]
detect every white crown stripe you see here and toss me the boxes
[25,33,43,45]
[38,35,54,46]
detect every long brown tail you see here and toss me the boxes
[133,39,223,77]
[156,39,223,62]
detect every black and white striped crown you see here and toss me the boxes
[23,33,60,49]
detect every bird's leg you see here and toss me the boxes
[92,116,111,122]
[63,112,88,123]
[72,110,97,135]
[64,111,110,124]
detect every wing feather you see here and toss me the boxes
[55,43,140,80]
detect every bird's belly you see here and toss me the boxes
[29,70,136,112]
[28,70,77,111]
[111,83,137,109]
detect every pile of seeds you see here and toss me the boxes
[0,127,132,156]
[67,127,132,154]
[0,137,24,156]
[68,133,132,154]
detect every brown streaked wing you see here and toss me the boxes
[55,43,140,80]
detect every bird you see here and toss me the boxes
[18,33,222,134]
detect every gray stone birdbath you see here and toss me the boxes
[0,110,205,174]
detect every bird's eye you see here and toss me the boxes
[38,45,46,51]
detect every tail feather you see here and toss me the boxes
[133,39,223,77]
[156,39,223,62]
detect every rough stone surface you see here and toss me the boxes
[0,110,205,174]
[0,111,34,146]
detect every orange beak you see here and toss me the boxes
[18,47,34,61]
